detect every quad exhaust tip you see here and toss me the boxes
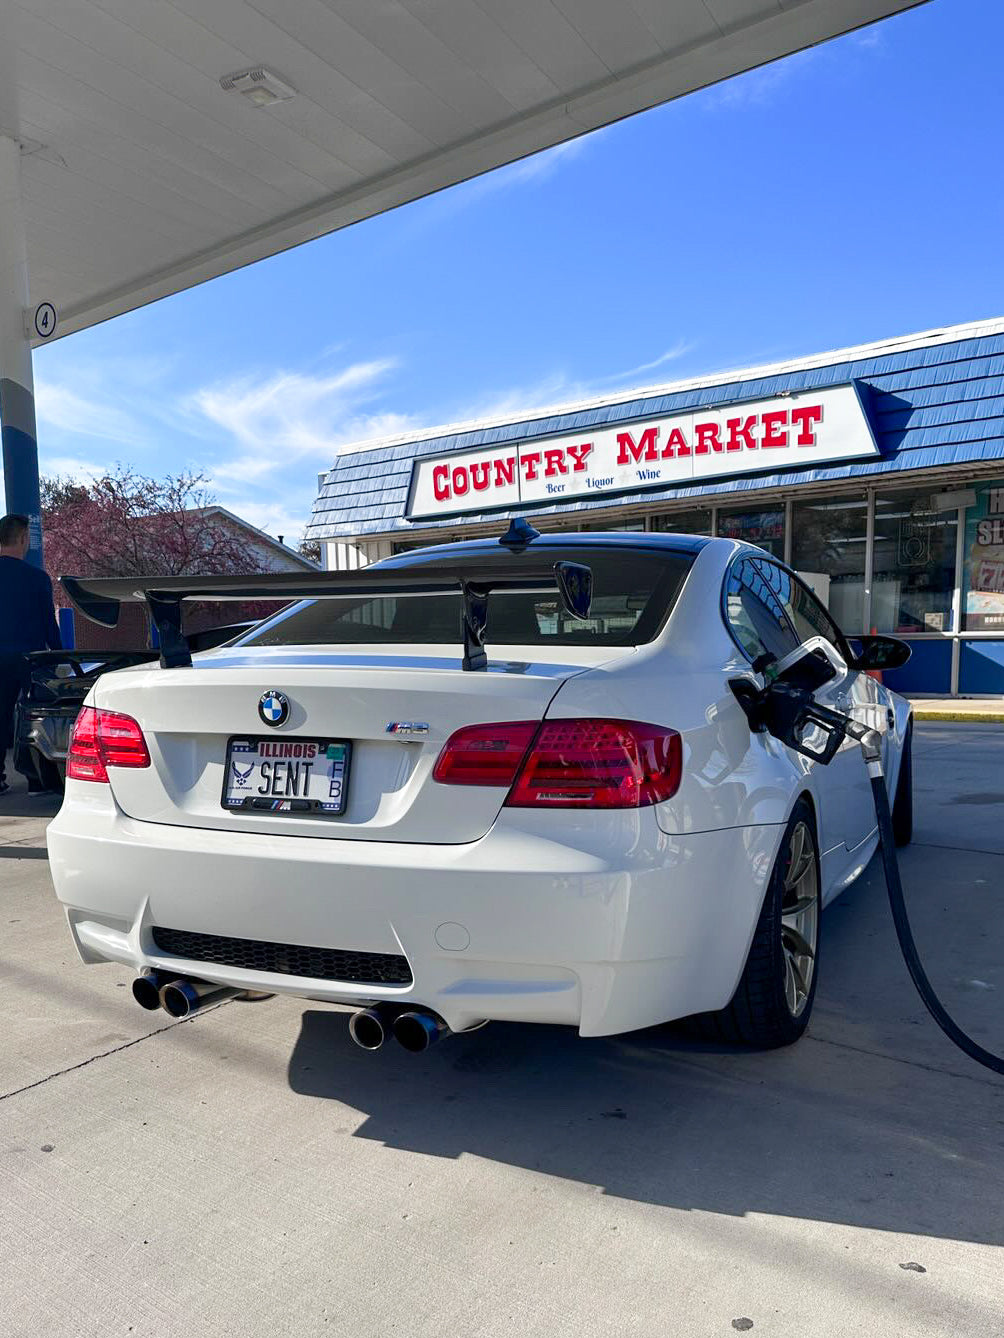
[137,975,457,1045]
[160,977,241,1018]
[132,971,241,1016]
[348,1005,452,1053]
[392,1010,448,1053]
[348,1003,399,1051]
[131,971,169,1011]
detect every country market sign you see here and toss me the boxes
[407,383,879,520]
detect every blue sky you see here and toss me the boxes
[29,0,1004,544]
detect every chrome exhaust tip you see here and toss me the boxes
[159,977,240,1019]
[348,1005,398,1051]
[393,1010,449,1054]
[131,970,170,1011]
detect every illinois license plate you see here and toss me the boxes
[223,737,351,816]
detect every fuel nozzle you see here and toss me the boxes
[730,675,881,769]
[842,718,883,766]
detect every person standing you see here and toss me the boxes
[0,513,61,795]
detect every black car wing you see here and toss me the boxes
[61,560,593,672]
[25,650,158,677]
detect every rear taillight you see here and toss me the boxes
[433,718,682,808]
[66,706,151,783]
[66,707,104,782]
[432,721,539,786]
[506,719,682,809]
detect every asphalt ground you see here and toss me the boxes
[1,724,1002,1338]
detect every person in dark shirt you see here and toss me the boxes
[0,513,62,794]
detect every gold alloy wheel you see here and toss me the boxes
[780,820,819,1018]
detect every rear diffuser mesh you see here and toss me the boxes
[151,926,412,986]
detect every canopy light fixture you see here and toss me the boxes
[220,68,297,108]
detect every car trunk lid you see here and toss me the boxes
[92,648,608,843]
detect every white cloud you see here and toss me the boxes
[452,371,586,424]
[470,136,593,195]
[439,339,696,427]
[602,340,697,383]
[33,352,186,468]
[220,498,311,546]
[34,376,150,448]
[400,131,602,235]
[699,48,819,111]
[39,453,108,480]
[699,20,884,113]
[850,26,884,51]
[187,356,423,544]
[25,346,423,548]
[190,359,416,479]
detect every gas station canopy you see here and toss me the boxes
[6,0,924,343]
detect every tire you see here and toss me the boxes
[892,721,913,847]
[691,798,822,1049]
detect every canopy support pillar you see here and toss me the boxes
[0,134,43,567]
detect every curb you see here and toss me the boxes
[913,709,1004,723]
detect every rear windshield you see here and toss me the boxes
[240,548,693,649]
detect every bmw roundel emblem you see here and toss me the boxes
[258,690,290,727]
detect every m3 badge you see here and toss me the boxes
[385,722,430,738]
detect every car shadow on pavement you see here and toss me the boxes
[288,831,1004,1251]
[0,768,61,820]
[287,1002,1001,1247]
[0,794,61,819]
[0,844,49,859]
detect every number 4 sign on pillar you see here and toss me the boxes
[29,302,57,340]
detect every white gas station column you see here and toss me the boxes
[0,134,44,567]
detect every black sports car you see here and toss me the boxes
[14,651,158,790]
[13,624,253,790]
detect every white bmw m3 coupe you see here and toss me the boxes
[47,523,913,1051]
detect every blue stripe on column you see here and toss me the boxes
[58,607,75,649]
[1,420,43,569]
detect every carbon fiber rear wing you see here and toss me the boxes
[60,558,593,672]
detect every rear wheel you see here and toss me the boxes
[693,798,821,1048]
[892,721,913,847]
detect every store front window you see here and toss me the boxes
[650,507,712,536]
[962,482,1004,631]
[790,495,867,634]
[872,490,957,633]
[583,519,645,532]
[716,505,785,559]
[538,517,645,534]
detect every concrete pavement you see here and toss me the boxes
[1,727,1001,1338]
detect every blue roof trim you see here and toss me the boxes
[308,331,1004,540]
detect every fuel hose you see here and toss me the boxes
[864,748,1004,1077]
[727,680,1002,1075]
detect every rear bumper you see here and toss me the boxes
[19,707,72,763]
[47,784,783,1036]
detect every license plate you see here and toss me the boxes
[222,737,351,816]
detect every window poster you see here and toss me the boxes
[964,484,1004,630]
[717,509,785,545]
